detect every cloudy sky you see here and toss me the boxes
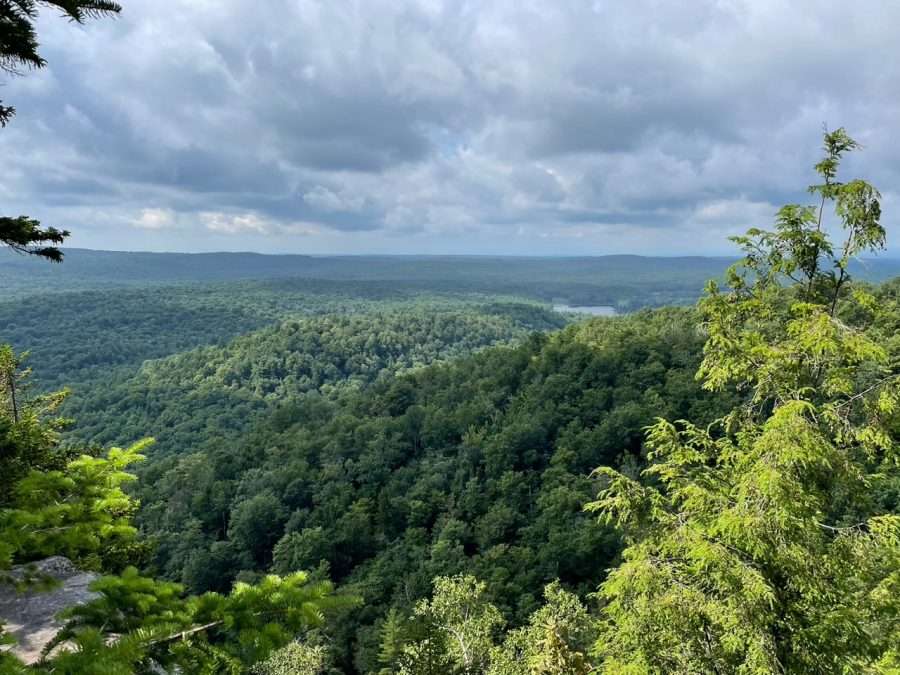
[2,1,900,255]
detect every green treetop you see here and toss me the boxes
[587,128,900,673]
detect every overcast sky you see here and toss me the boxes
[2,1,899,255]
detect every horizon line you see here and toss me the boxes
[33,247,900,262]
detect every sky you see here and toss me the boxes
[2,0,900,256]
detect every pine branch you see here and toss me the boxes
[37,1,122,22]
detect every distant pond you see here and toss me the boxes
[553,305,617,316]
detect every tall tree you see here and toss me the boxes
[0,346,72,505]
[1,1,122,261]
[390,575,505,675]
[587,129,900,673]
[488,581,596,675]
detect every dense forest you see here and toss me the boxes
[0,280,560,390]
[1,3,900,669]
[61,303,567,455]
[128,306,731,670]
[0,249,740,309]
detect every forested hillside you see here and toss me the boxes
[63,304,566,455]
[0,279,552,391]
[104,276,900,673]
[126,307,732,670]
[1,249,736,309]
[5,268,900,672]
[7,248,900,311]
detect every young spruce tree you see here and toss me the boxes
[587,129,900,673]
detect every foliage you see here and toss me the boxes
[61,302,564,454]
[0,216,69,263]
[0,281,564,391]
[0,346,73,503]
[252,641,328,675]
[377,578,596,675]
[586,129,900,672]
[0,348,358,672]
[0,347,148,582]
[128,307,560,400]
[35,569,357,673]
[1,1,121,259]
[380,574,504,675]
[0,440,148,574]
[0,0,121,75]
[408,575,504,674]
[122,306,725,670]
[487,581,596,675]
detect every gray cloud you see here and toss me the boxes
[2,0,900,255]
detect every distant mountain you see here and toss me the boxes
[4,248,900,309]
[1,248,318,289]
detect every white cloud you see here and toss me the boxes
[200,212,270,234]
[132,208,177,230]
[693,199,776,226]
[198,212,321,238]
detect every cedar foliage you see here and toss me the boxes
[587,129,900,672]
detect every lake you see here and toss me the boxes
[553,305,617,316]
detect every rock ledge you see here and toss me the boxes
[0,557,99,665]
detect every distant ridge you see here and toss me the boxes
[1,248,737,290]
[4,248,900,308]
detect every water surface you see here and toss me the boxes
[553,305,617,316]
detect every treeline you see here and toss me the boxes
[63,304,566,456]
[0,278,553,391]
[1,248,737,309]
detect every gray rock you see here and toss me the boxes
[0,557,100,665]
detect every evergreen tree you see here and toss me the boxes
[1,1,121,260]
[0,346,73,502]
[586,129,900,672]
[376,609,409,675]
